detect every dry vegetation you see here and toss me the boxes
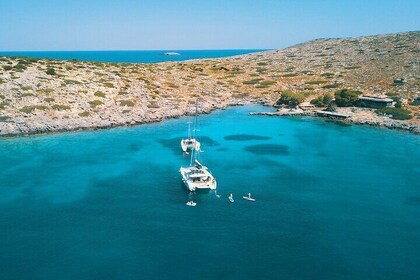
[0,31,418,136]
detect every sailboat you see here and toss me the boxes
[180,101,201,154]
[180,150,217,192]
[180,100,216,192]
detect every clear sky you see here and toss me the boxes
[0,0,419,51]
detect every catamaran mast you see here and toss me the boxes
[187,121,191,139]
[190,99,199,166]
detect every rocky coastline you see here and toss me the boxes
[251,107,420,134]
[0,31,418,137]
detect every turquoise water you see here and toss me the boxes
[0,105,419,280]
[0,49,265,63]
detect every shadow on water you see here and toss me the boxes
[244,144,289,155]
[224,134,271,141]
[158,137,183,155]
[197,136,219,146]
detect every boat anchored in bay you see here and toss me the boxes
[180,100,201,154]
[180,158,217,192]
[180,100,216,192]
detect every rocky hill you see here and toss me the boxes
[0,31,419,136]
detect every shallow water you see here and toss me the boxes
[0,105,419,280]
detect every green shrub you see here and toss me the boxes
[21,93,34,97]
[310,96,323,107]
[103,82,114,88]
[322,83,342,89]
[259,80,276,86]
[310,94,332,107]
[334,89,361,107]
[256,67,267,73]
[119,100,135,107]
[323,94,333,105]
[257,62,268,66]
[64,79,81,85]
[88,100,103,108]
[52,104,71,110]
[19,105,48,114]
[376,107,412,120]
[3,65,12,71]
[243,79,263,85]
[78,111,90,117]
[94,91,106,98]
[282,73,298,77]
[165,82,179,88]
[276,90,306,108]
[46,68,56,75]
[44,98,55,103]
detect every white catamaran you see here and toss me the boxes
[180,100,216,192]
[180,101,201,154]
[180,156,217,192]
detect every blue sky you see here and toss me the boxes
[0,0,419,51]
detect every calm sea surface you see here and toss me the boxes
[0,105,419,280]
[0,49,265,63]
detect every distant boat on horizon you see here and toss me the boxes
[163,52,181,56]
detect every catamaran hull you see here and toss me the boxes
[180,167,217,192]
[181,139,201,153]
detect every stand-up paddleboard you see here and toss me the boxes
[243,196,256,201]
[186,201,197,207]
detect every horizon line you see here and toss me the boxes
[0,48,273,53]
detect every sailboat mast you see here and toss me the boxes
[190,143,194,166]
[187,121,191,138]
[190,98,198,166]
[193,99,198,139]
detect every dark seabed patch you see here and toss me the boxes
[244,144,289,155]
[404,196,420,205]
[130,143,141,152]
[158,137,181,154]
[217,147,229,152]
[315,152,328,157]
[323,119,352,128]
[198,136,219,146]
[224,134,271,141]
